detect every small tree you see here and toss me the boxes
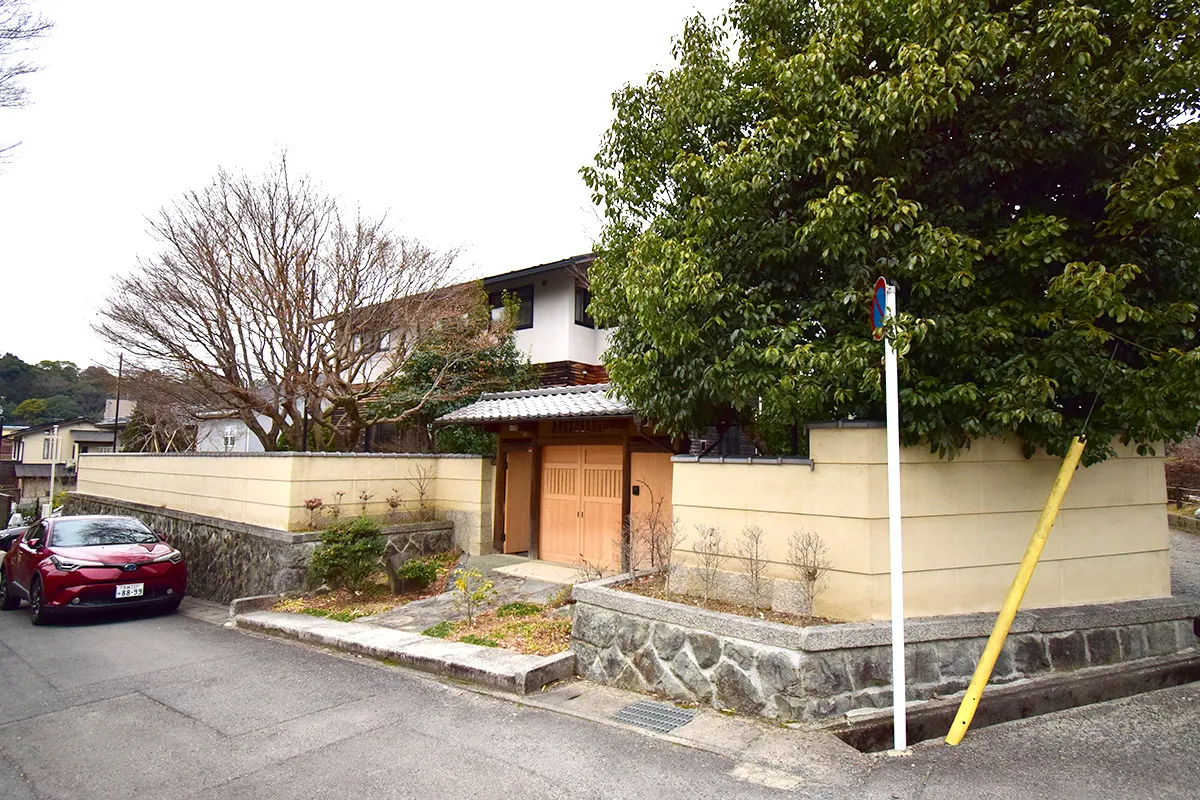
[786,530,831,619]
[309,517,385,591]
[303,497,324,530]
[357,490,375,517]
[693,524,724,603]
[736,525,771,615]
[451,567,497,625]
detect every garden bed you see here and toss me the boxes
[616,572,836,627]
[422,600,573,656]
[272,549,461,621]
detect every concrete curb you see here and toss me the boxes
[234,610,575,694]
[229,594,283,617]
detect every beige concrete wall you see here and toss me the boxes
[75,453,495,553]
[672,427,1169,621]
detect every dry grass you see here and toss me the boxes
[273,549,461,620]
[428,603,572,656]
[618,572,838,627]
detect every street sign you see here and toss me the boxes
[872,277,888,341]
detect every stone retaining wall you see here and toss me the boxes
[570,576,1200,722]
[65,492,453,604]
[1168,513,1200,534]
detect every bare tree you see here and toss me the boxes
[95,157,513,451]
[0,0,53,157]
[408,463,436,521]
[736,525,771,614]
[693,524,724,603]
[786,529,831,619]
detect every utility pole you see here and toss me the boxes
[112,353,123,452]
[47,424,60,517]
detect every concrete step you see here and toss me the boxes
[235,610,574,694]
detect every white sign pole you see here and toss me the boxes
[47,424,60,518]
[884,284,907,751]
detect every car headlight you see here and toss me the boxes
[151,549,184,564]
[49,554,106,571]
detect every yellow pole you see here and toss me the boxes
[945,435,1087,746]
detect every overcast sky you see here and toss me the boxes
[0,1,728,370]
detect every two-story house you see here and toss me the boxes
[482,253,609,387]
[5,418,112,506]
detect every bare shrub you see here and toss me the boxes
[574,556,609,584]
[328,491,346,521]
[736,525,771,614]
[786,529,831,619]
[358,490,375,516]
[303,497,324,530]
[693,524,725,603]
[386,487,405,522]
[409,463,437,521]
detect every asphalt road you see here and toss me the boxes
[1170,529,1200,598]
[1,526,1199,800]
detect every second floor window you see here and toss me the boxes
[43,438,54,459]
[488,285,534,330]
[574,285,595,328]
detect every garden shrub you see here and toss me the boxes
[309,517,385,591]
[496,601,542,618]
[395,557,439,587]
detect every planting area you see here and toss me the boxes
[422,599,573,656]
[272,549,462,621]
[617,572,836,627]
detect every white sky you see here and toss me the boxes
[0,0,728,369]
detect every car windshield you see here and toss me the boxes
[49,519,158,547]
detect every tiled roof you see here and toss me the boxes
[436,383,633,425]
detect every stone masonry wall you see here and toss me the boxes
[66,493,453,604]
[571,576,1200,722]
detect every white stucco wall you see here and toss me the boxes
[195,418,268,453]
[490,268,606,366]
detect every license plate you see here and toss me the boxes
[115,583,144,599]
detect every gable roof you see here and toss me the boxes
[435,383,632,425]
[5,418,99,438]
[481,253,594,288]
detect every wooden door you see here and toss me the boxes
[630,451,675,569]
[537,444,625,567]
[539,445,582,564]
[503,449,532,553]
[579,446,624,568]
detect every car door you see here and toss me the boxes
[10,522,47,592]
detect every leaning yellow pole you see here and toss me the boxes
[945,435,1087,746]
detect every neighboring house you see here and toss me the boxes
[482,253,610,387]
[6,418,110,505]
[194,410,270,453]
[1,425,27,461]
[93,398,137,447]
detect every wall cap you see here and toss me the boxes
[77,452,487,460]
[670,455,816,466]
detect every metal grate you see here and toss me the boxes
[611,700,696,733]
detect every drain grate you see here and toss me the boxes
[611,700,696,733]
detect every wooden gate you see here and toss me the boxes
[539,444,624,566]
[503,449,532,553]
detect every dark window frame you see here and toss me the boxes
[488,284,534,330]
[574,285,595,329]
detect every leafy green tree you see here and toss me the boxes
[11,397,47,424]
[584,0,1200,463]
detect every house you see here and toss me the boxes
[195,410,270,453]
[5,418,111,505]
[93,398,136,445]
[482,253,609,387]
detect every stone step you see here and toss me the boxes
[235,610,574,694]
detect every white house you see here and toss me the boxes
[194,410,270,453]
[483,253,609,386]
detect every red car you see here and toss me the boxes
[0,515,187,624]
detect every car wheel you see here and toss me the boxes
[28,578,49,626]
[0,566,20,611]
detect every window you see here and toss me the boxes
[353,330,386,353]
[42,438,55,460]
[488,285,534,330]
[574,285,595,328]
[221,426,239,452]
